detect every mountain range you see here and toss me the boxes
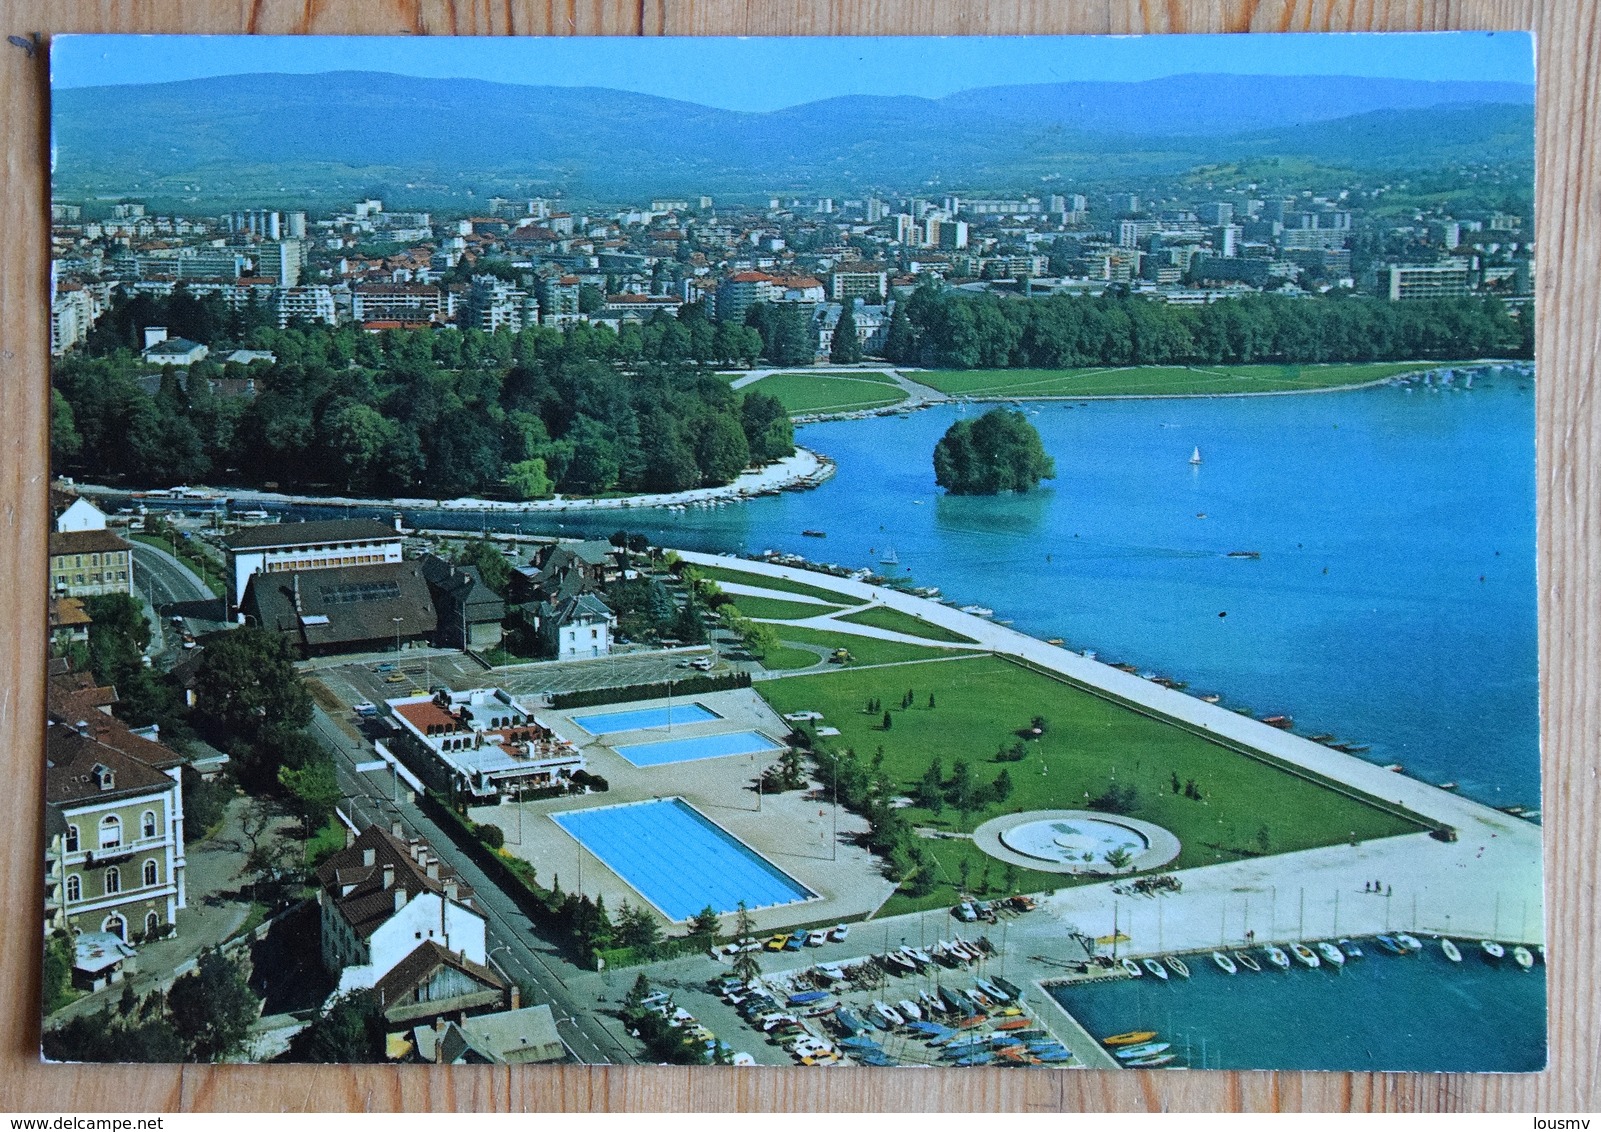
[51,70,1534,205]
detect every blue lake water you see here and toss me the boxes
[1047,941,1547,1072]
[239,369,1541,811]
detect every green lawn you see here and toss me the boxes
[837,605,978,644]
[757,643,826,671]
[724,594,846,621]
[755,373,909,415]
[758,655,1423,915]
[917,361,1461,399]
[770,625,972,667]
[691,563,859,604]
[768,369,902,385]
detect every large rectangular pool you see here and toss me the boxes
[614,730,782,767]
[572,702,720,735]
[551,797,815,921]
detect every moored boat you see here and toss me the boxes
[1212,951,1237,975]
[1289,943,1321,968]
[1234,951,1262,972]
[1374,935,1405,956]
[897,999,922,1021]
[1115,1041,1172,1060]
[1120,957,1143,978]
[1441,938,1462,963]
[1103,1030,1158,1047]
[1262,714,1294,730]
[1165,955,1191,978]
[1395,933,1422,954]
[1142,958,1170,980]
[1316,941,1346,967]
[1125,1053,1177,1068]
[1338,938,1364,959]
[1263,946,1291,971]
[1480,940,1505,963]
[1513,946,1534,970]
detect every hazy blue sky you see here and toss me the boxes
[53,33,1533,111]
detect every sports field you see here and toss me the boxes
[758,655,1423,915]
[917,361,1455,399]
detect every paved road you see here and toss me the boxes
[131,541,228,658]
[304,703,639,1065]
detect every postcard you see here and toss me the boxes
[41,32,1541,1070]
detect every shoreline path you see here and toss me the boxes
[676,549,1546,961]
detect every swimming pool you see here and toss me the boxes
[571,702,720,735]
[613,730,782,767]
[551,797,815,921]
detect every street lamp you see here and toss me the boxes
[392,615,403,655]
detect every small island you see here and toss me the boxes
[932,407,1057,495]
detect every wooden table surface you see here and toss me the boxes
[1,0,1594,1113]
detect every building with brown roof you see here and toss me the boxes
[224,517,403,610]
[48,527,134,600]
[372,939,511,1027]
[242,560,437,658]
[316,824,486,996]
[44,674,186,944]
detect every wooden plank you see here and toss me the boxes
[2,0,1592,1112]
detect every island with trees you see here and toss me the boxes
[932,408,1057,495]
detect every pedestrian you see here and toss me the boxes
[1385,884,1391,897]
[1364,881,1371,893]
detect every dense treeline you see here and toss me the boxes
[886,285,1532,369]
[52,290,794,497]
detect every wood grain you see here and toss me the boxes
[1,0,1592,1112]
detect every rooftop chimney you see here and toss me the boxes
[381,864,395,889]
[443,879,458,901]
[390,821,404,838]
[426,860,440,881]
[361,848,376,867]
[394,888,407,912]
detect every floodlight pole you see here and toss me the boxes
[392,615,403,655]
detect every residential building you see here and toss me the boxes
[385,688,585,803]
[1382,258,1474,302]
[410,1004,564,1064]
[469,275,538,332]
[419,554,506,651]
[51,287,95,356]
[49,528,134,599]
[224,517,403,610]
[829,269,888,302]
[242,560,438,658]
[374,940,513,1030]
[140,327,209,367]
[275,285,337,327]
[1107,193,1141,217]
[535,591,615,661]
[49,596,92,651]
[54,493,110,534]
[44,687,186,943]
[316,824,487,995]
[714,272,777,323]
[352,283,443,324]
[813,302,891,357]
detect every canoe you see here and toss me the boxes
[1116,1041,1172,1060]
[1125,1053,1177,1068]
[994,1018,1032,1031]
[1211,950,1237,975]
[1103,1030,1158,1047]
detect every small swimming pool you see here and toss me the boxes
[572,701,720,735]
[551,797,815,921]
[614,729,782,767]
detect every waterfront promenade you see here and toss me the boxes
[676,550,1546,952]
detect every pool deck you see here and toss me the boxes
[471,686,898,932]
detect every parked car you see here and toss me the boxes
[828,923,850,942]
[956,902,978,922]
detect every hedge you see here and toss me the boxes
[549,670,751,710]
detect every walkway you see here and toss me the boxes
[727,364,951,411]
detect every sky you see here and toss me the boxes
[52,32,1533,112]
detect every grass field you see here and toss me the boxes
[757,643,828,671]
[756,373,910,415]
[837,604,978,644]
[768,370,902,385]
[724,593,846,621]
[758,655,1423,915]
[769,624,973,667]
[691,563,858,604]
[917,361,1459,399]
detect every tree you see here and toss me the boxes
[84,592,151,685]
[694,412,751,485]
[990,768,1014,804]
[42,932,74,1015]
[192,628,311,741]
[615,899,661,952]
[933,408,1056,495]
[505,457,554,500]
[946,759,978,819]
[883,302,916,364]
[688,905,722,940]
[454,538,512,596]
[731,902,761,982]
[915,758,945,813]
[285,991,386,1062]
[166,949,261,1062]
[881,711,892,730]
[830,299,863,364]
[277,756,340,829]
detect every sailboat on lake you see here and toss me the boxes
[1190,446,1203,466]
[880,544,899,566]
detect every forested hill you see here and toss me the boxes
[51,71,1533,204]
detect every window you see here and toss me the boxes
[91,553,100,567]
[65,875,80,902]
[99,814,121,848]
[145,911,160,937]
[64,825,79,853]
[104,867,120,894]
[143,860,158,886]
[141,811,157,839]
